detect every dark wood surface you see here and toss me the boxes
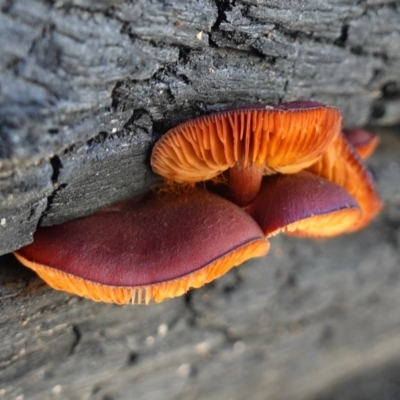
[1,0,399,253]
[0,128,400,400]
[1,1,400,399]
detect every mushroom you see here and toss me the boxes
[245,171,361,238]
[14,187,269,304]
[343,128,379,159]
[151,101,342,206]
[306,134,382,233]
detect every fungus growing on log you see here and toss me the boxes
[306,134,382,233]
[151,101,342,206]
[343,128,379,159]
[13,102,383,305]
[245,171,361,238]
[14,188,269,304]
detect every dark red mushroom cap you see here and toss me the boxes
[307,134,382,232]
[343,128,379,159]
[151,101,342,206]
[245,171,361,238]
[14,188,269,304]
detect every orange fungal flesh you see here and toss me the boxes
[307,134,382,232]
[151,103,342,184]
[15,239,268,305]
[283,208,361,238]
[14,188,269,304]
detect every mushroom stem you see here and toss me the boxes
[229,161,264,207]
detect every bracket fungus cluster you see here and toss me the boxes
[14,101,382,305]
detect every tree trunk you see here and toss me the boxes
[1,1,400,399]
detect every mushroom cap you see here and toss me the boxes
[14,188,269,305]
[151,101,342,183]
[343,128,379,159]
[307,134,382,232]
[245,171,361,238]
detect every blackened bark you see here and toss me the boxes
[0,1,400,399]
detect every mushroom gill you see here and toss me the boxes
[306,134,382,233]
[151,101,342,206]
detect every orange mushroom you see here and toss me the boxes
[151,101,342,206]
[306,134,382,233]
[343,128,379,159]
[245,171,361,238]
[14,187,269,304]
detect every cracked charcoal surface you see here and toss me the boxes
[0,0,400,254]
[0,1,400,398]
[1,129,400,400]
